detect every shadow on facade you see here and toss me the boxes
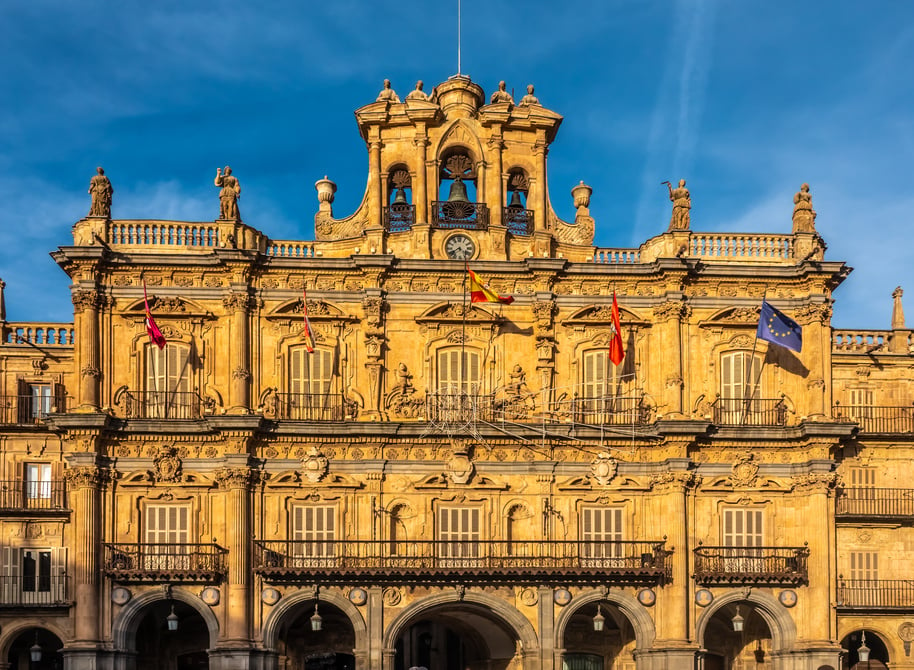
[134,599,210,670]
[700,603,774,669]
[562,603,635,670]
[7,628,63,670]
[275,600,356,670]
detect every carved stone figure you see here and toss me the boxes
[490,80,513,104]
[667,179,690,230]
[376,79,400,103]
[406,80,429,101]
[519,84,539,106]
[88,167,113,218]
[792,183,817,233]
[215,166,241,221]
[507,364,528,397]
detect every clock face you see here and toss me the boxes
[445,234,476,260]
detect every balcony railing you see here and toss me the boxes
[0,395,66,425]
[266,392,356,421]
[833,404,914,433]
[426,392,498,424]
[384,203,416,233]
[431,201,489,230]
[837,488,914,518]
[0,480,67,512]
[0,575,71,607]
[569,395,651,426]
[103,543,227,583]
[693,546,809,585]
[503,207,533,236]
[837,579,914,610]
[254,540,671,584]
[711,396,787,426]
[120,390,203,419]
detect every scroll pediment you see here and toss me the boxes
[118,469,214,487]
[699,306,761,327]
[563,305,646,326]
[416,302,501,324]
[122,297,213,319]
[266,298,353,322]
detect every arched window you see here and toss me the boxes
[143,343,195,418]
[286,346,341,420]
[719,351,762,424]
[504,169,532,235]
[434,149,487,229]
[385,167,414,233]
[436,347,481,394]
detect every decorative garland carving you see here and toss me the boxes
[232,367,252,381]
[791,472,839,492]
[653,301,688,322]
[81,365,102,378]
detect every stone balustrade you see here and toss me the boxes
[3,323,75,346]
[689,232,792,260]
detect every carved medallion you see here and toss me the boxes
[153,446,183,483]
[590,452,618,486]
[728,453,759,487]
[301,446,329,483]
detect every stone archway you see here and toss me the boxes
[383,591,539,670]
[3,626,64,670]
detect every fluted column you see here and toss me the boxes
[653,301,688,417]
[73,290,101,409]
[215,466,253,646]
[413,129,429,224]
[368,129,383,227]
[533,131,548,231]
[487,131,505,227]
[64,464,105,644]
[224,292,251,412]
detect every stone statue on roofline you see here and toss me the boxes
[406,80,429,101]
[490,80,513,104]
[519,84,539,106]
[376,79,400,103]
[215,166,241,221]
[792,182,817,233]
[665,179,690,230]
[88,167,113,218]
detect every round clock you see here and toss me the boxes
[444,234,476,260]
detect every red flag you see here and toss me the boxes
[609,292,625,366]
[302,289,315,353]
[143,281,166,349]
[467,265,514,304]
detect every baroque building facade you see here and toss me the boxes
[0,75,911,670]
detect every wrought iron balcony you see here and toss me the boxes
[0,575,71,607]
[711,396,787,426]
[837,578,914,610]
[264,392,357,421]
[431,201,489,230]
[0,395,65,425]
[0,480,67,513]
[836,488,914,519]
[254,539,672,585]
[103,543,227,583]
[119,390,204,419]
[425,392,498,424]
[693,545,809,585]
[833,403,914,433]
[383,203,416,233]
[569,395,651,426]
[503,206,533,236]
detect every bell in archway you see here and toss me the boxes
[447,177,469,203]
[508,189,524,208]
[393,187,408,204]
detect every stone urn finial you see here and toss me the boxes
[315,176,337,213]
[572,181,592,211]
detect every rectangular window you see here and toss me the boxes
[581,507,623,566]
[849,551,878,581]
[29,384,53,421]
[722,508,764,547]
[25,463,52,507]
[436,349,481,394]
[720,352,762,423]
[21,549,51,593]
[291,505,336,566]
[289,348,337,419]
[849,467,876,488]
[144,505,190,571]
[847,389,874,422]
[438,506,481,567]
[145,345,192,418]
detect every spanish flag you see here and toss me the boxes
[467,265,514,304]
[302,289,315,353]
[143,281,167,350]
[609,292,625,366]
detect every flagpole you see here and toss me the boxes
[741,293,767,425]
[461,264,468,397]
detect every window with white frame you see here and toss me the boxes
[581,506,624,565]
[145,344,193,418]
[722,507,764,547]
[0,546,67,605]
[288,347,338,419]
[438,506,481,566]
[25,463,52,507]
[581,350,634,422]
[720,351,762,422]
[291,505,336,566]
[144,505,190,570]
[436,348,481,394]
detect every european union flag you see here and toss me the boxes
[757,300,802,352]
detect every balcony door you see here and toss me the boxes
[720,351,762,423]
[0,546,66,605]
[581,507,623,567]
[144,505,190,570]
[438,506,481,567]
[290,347,337,419]
[145,344,192,418]
[25,463,52,508]
[722,507,763,573]
[436,348,481,395]
[292,505,336,567]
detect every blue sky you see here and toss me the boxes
[1,1,912,330]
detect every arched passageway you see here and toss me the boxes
[561,602,636,670]
[840,629,890,668]
[700,603,773,670]
[7,628,63,670]
[274,599,356,670]
[134,599,211,670]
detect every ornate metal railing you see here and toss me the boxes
[711,396,787,426]
[103,543,227,582]
[503,207,533,236]
[837,579,914,609]
[0,395,67,425]
[837,488,914,518]
[0,480,67,511]
[0,575,71,607]
[254,540,671,584]
[3,324,75,345]
[265,392,356,421]
[569,395,651,426]
[108,221,220,246]
[426,392,498,424]
[690,233,792,260]
[384,203,416,233]
[833,404,914,433]
[693,546,809,585]
[120,390,203,419]
[431,201,489,230]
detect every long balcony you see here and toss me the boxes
[833,404,914,433]
[837,579,914,610]
[0,395,66,426]
[266,392,356,421]
[837,488,914,520]
[711,396,787,426]
[431,201,489,230]
[254,539,672,585]
[0,480,67,514]
[426,392,498,424]
[119,390,204,419]
[103,543,227,583]
[383,203,416,233]
[570,395,651,426]
[0,575,71,607]
[693,545,809,585]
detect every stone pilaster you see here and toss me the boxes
[214,465,253,647]
[413,130,429,225]
[63,463,105,646]
[224,291,252,412]
[653,301,689,417]
[73,289,101,410]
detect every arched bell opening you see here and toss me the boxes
[504,169,532,236]
[840,629,890,669]
[276,599,356,670]
[699,603,774,670]
[393,601,521,670]
[561,601,636,670]
[385,166,414,233]
[434,148,486,230]
[134,599,211,670]
[6,627,63,670]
